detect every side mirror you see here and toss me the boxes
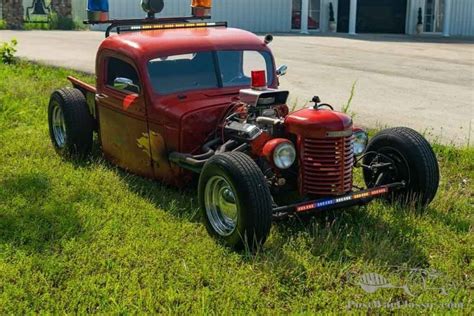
[113,77,140,94]
[276,65,288,77]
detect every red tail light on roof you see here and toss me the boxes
[251,70,267,90]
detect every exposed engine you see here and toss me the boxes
[171,85,361,200]
[222,88,290,141]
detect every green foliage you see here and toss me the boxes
[24,14,80,31]
[24,22,51,30]
[50,13,75,30]
[0,62,472,313]
[0,19,7,30]
[342,80,357,118]
[0,39,18,64]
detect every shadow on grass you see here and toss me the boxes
[268,207,429,267]
[68,145,430,267]
[70,145,200,222]
[0,174,83,253]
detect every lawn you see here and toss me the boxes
[0,61,472,313]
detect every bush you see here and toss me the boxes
[0,20,6,30]
[24,22,51,30]
[0,39,18,64]
[50,13,75,30]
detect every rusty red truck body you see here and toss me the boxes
[48,17,439,251]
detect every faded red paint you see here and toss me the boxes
[285,108,353,138]
[123,94,138,110]
[72,27,276,184]
[261,138,291,163]
[250,132,272,156]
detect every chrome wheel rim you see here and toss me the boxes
[204,175,239,237]
[51,102,66,148]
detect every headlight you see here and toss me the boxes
[353,130,368,156]
[274,142,296,169]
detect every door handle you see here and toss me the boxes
[96,93,108,100]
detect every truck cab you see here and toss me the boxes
[90,26,277,184]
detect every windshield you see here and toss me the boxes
[147,50,274,95]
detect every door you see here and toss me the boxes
[338,0,407,34]
[424,0,445,33]
[96,55,154,177]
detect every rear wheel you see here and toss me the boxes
[198,152,273,251]
[48,88,93,158]
[363,127,439,207]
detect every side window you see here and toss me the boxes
[106,58,140,94]
[218,51,274,87]
[242,51,267,79]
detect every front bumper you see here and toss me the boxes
[272,182,405,217]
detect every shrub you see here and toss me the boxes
[0,39,18,64]
[0,20,6,30]
[24,22,51,30]
[50,13,75,30]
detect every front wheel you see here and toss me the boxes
[363,127,439,207]
[198,152,273,251]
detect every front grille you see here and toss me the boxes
[300,136,354,196]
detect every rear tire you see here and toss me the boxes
[363,127,439,207]
[198,152,273,251]
[48,88,93,158]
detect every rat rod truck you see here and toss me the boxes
[48,2,439,251]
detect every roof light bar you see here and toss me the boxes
[123,21,227,33]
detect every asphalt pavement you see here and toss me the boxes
[1,30,473,145]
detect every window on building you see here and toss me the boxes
[106,58,140,93]
[425,0,445,33]
[292,0,321,30]
[308,0,321,30]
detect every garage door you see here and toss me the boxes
[338,0,408,34]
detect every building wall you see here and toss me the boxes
[448,0,474,36]
[76,0,293,33]
[407,0,473,36]
[71,0,473,36]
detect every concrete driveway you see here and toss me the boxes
[1,30,473,145]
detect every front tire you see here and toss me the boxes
[363,127,439,207]
[48,88,93,158]
[198,152,273,251]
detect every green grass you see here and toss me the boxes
[0,62,472,313]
